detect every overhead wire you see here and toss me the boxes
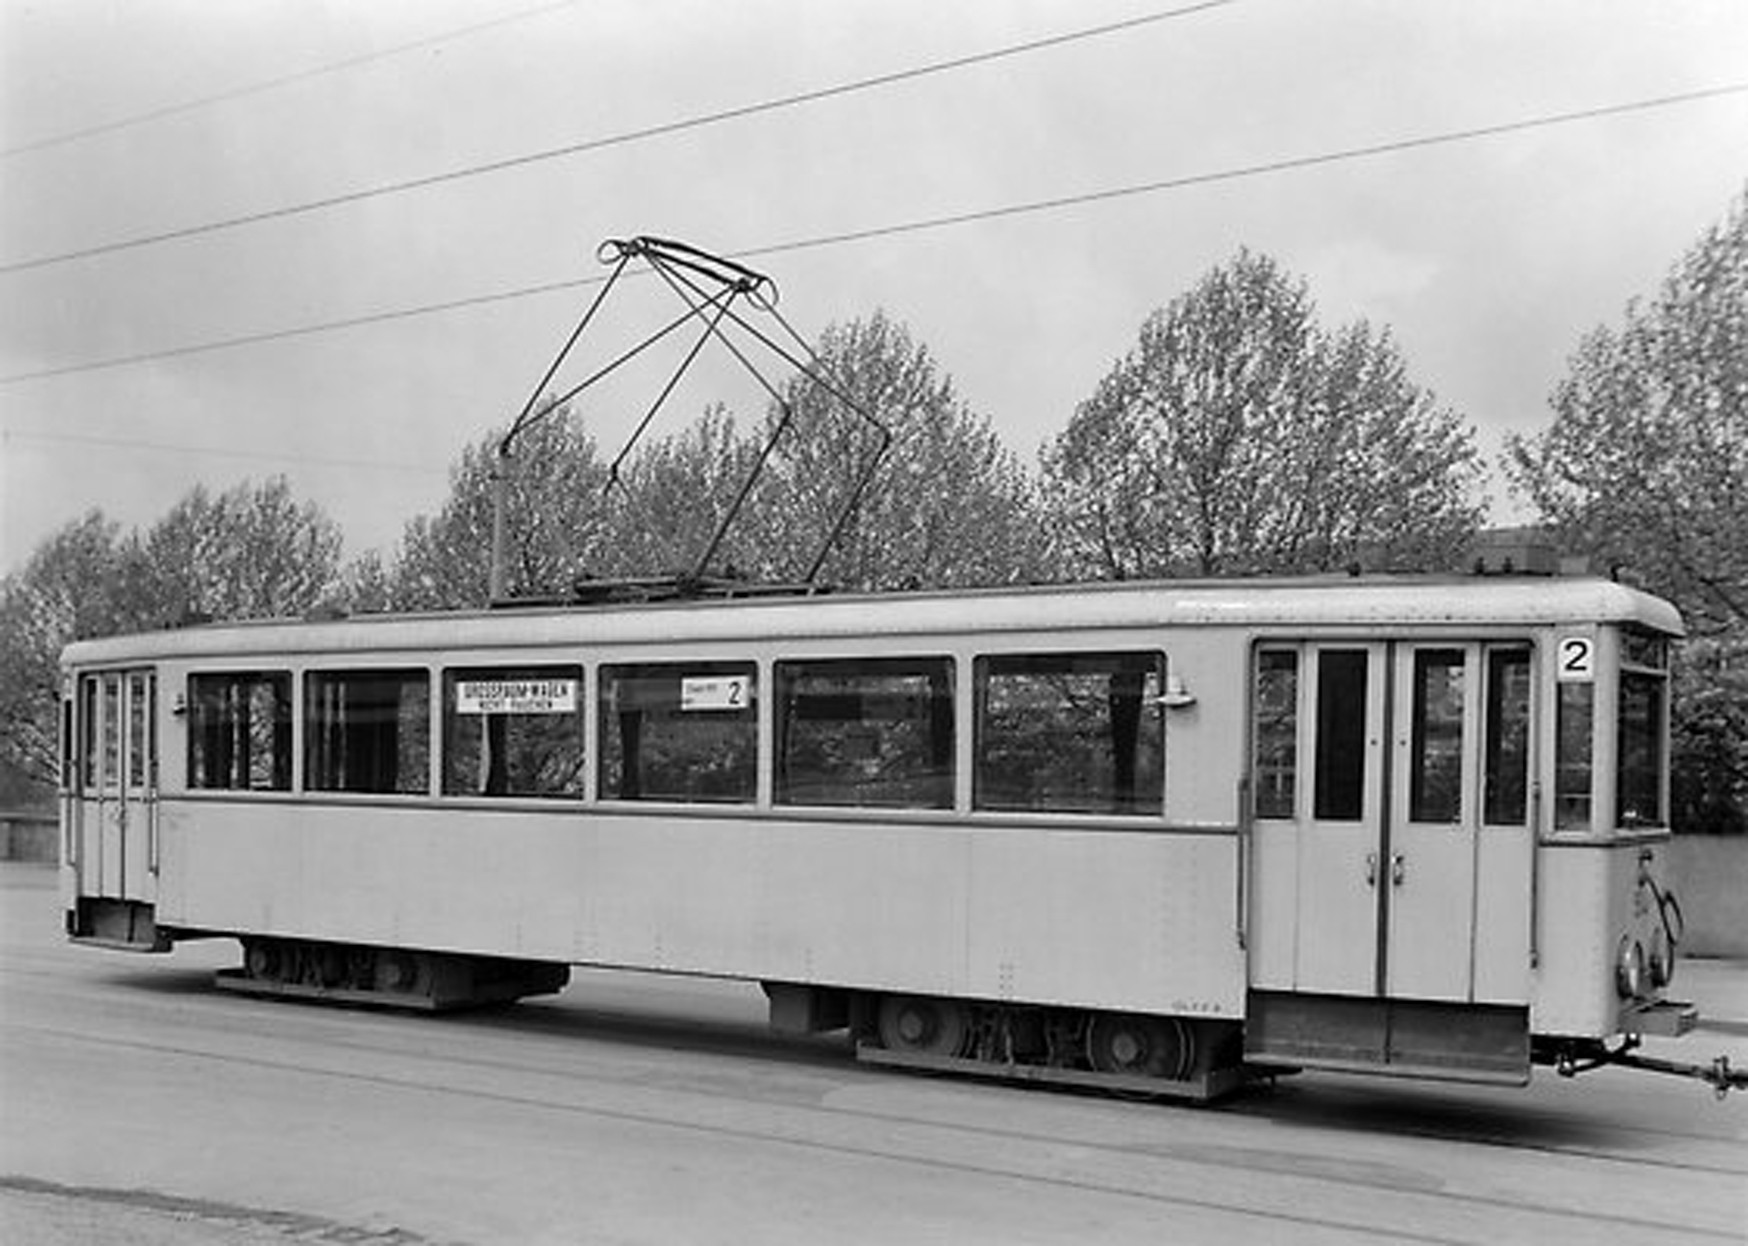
[0,0,584,159]
[2,80,1743,388]
[0,1,1235,276]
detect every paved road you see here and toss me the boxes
[2,863,1744,1245]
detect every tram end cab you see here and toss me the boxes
[1523,616,1741,1095]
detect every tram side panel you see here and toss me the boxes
[153,799,1244,1019]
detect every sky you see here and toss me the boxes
[2,0,1746,577]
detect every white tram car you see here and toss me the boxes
[59,574,1729,1098]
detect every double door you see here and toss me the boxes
[70,669,158,901]
[1250,641,1534,1002]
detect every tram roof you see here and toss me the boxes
[61,575,1684,667]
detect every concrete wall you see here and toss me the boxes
[1,810,56,864]
[1664,834,1748,959]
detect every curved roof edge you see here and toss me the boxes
[61,575,1685,665]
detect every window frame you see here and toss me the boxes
[774,654,957,811]
[442,663,586,800]
[597,659,760,806]
[187,669,295,793]
[304,667,433,796]
[971,649,1166,817]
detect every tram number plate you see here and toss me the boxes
[682,676,749,711]
[1556,637,1595,682]
[456,679,578,714]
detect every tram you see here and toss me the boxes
[57,571,1740,1098]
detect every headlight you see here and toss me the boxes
[1616,936,1647,1000]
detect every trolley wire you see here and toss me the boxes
[0,2,1234,276]
[1,81,1742,389]
[0,0,583,159]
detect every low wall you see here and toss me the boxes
[0,810,56,864]
[1664,834,1748,959]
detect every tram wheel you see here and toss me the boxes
[877,995,969,1058]
[376,951,422,994]
[243,938,283,983]
[1086,1013,1192,1080]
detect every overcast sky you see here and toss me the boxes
[3,0,1745,576]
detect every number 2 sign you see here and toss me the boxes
[1556,636,1595,682]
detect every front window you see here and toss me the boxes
[1554,682,1594,830]
[1617,660,1668,828]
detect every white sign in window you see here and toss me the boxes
[456,679,578,715]
[681,675,750,711]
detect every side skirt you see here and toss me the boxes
[1245,991,1531,1085]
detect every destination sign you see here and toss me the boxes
[681,675,750,711]
[456,679,578,715]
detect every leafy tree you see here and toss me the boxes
[116,477,345,626]
[396,314,1046,603]
[598,404,767,580]
[740,310,1045,590]
[1042,250,1484,578]
[1509,187,1748,832]
[1506,190,1747,634]
[388,405,612,609]
[0,513,128,792]
[0,481,346,801]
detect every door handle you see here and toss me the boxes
[1365,851,1379,888]
[1391,853,1406,886]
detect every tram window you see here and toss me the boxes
[60,696,74,793]
[80,677,100,789]
[1617,671,1667,827]
[1313,650,1368,821]
[599,662,756,803]
[1253,651,1298,819]
[776,657,954,809]
[306,670,430,795]
[100,675,121,792]
[189,672,292,791]
[444,666,583,798]
[1483,650,1532,825]
[1554,682,1593,830]
[974,651,1163,815]
[1409,649,1466,824]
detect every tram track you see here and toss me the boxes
[4,996,1742,1245]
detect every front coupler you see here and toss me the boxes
[1549,1036,1747,1099]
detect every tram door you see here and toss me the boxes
[1251,642,1533,1002]
[72,670,157,901]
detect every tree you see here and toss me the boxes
[0,512,127,792]
[388,405,612,609]
[0,481,347,802]
[1509,187,1748,832]
[394,314,1047,602]
[116,477,345,626]
[1506,189,1747,634]
[739,310,1046,590]
[1041,250,1484,579]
